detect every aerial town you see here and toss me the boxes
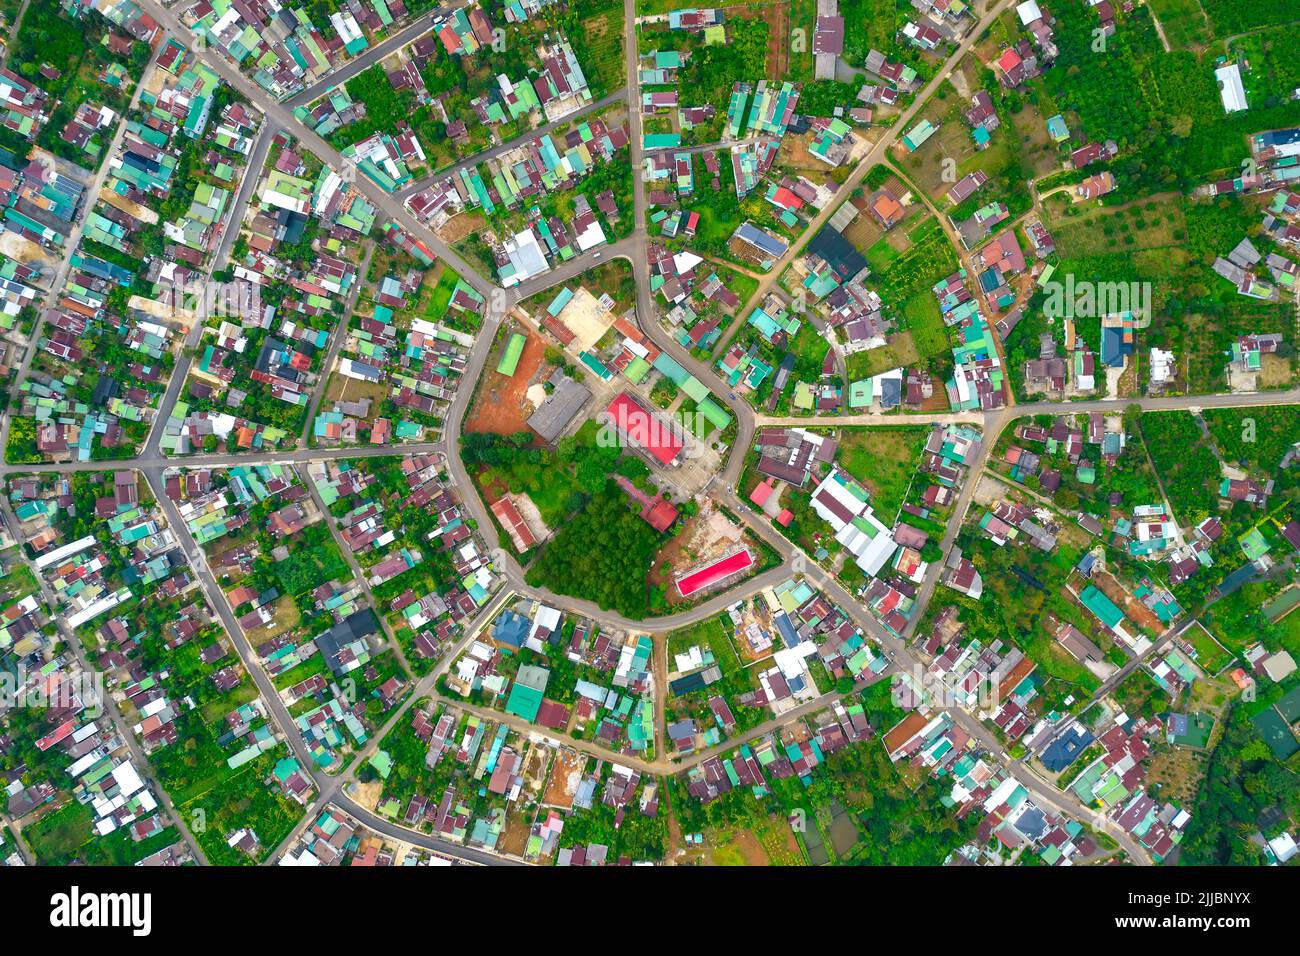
[0,0,1296,885]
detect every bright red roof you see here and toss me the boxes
[606,392,683,466]
[675,548,754,597]
[644,498,679,532]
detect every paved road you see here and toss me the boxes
[298,243,375,445]
[707,0,1020,364]
[213,122,276,268]
[282,6,466,109]
[142,465,515,864]
[0,496,209,864]
[140,0,495,302]
[144,121,277,460]
[14,0,1287,866]
[0,37,166,456]
[394,88,630,200]
[754,410,984,427]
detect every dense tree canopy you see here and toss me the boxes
[1180,705,1300,865]
[524,481,660,617]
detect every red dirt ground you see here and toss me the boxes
[766,4,789,79]
[465,326,546,436]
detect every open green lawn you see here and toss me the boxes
[715,266,758,307]
[0,556,38,602]
[833,425,930,519]
[866,238,900,272]
[1048,194,1186,259]
[425,267,461,319]
[845,332,921,380]
[25,801,182,866]
[873,218,960,309]
[901,292,950,359]
[1148,0,1212,50]
[787,323,830,378]
[1186,624,1234,674]
[1205,580,1300,658]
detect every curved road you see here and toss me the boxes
[10,0,1288,866]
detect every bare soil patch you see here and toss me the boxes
[465,326,547,436]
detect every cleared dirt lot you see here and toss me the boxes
[542,748,588,809]
[437,211,487,243]
[465,325,547,436]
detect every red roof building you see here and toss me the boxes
[605,392,684,466]
[675,548,754,597]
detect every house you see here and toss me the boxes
[1076,171,1117,201]
[808,470,898,577]
[603,392,685,467]
[813,11,845,81]
[947,170,988,205]
[870,190,905,229]
[1215,62,1248,114]
[729,221,788,267]
[1070,140,1117,169]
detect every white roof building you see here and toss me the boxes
[1016,0,1043,25]
[501,229,550,287]
[809,469,898,576]
[1262,650,1297,683]
[1269,831,1297,864]
[1150,347,1175,387]
[1215,63,1248,114]
[526,604,562,651]
[573,217,607,252]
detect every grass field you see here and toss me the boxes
[834,425,930,519]
[0,555,38,602]
[866,238,900,272]
[785,0,817,82]
[1201,0,1300,36]
[1148,0,1212,50]
[717,266,758,307]
[845,332,922,380]
[788,322,831,376]
[25,801,183,866]
[873,218,960,308]
[902,291,950,358]
[1185,623,1233,674]
[1047,193,1187,259]
[424,266,461,320]
[578,4,626,97]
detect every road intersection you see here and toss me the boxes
[10,0,1297,866]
